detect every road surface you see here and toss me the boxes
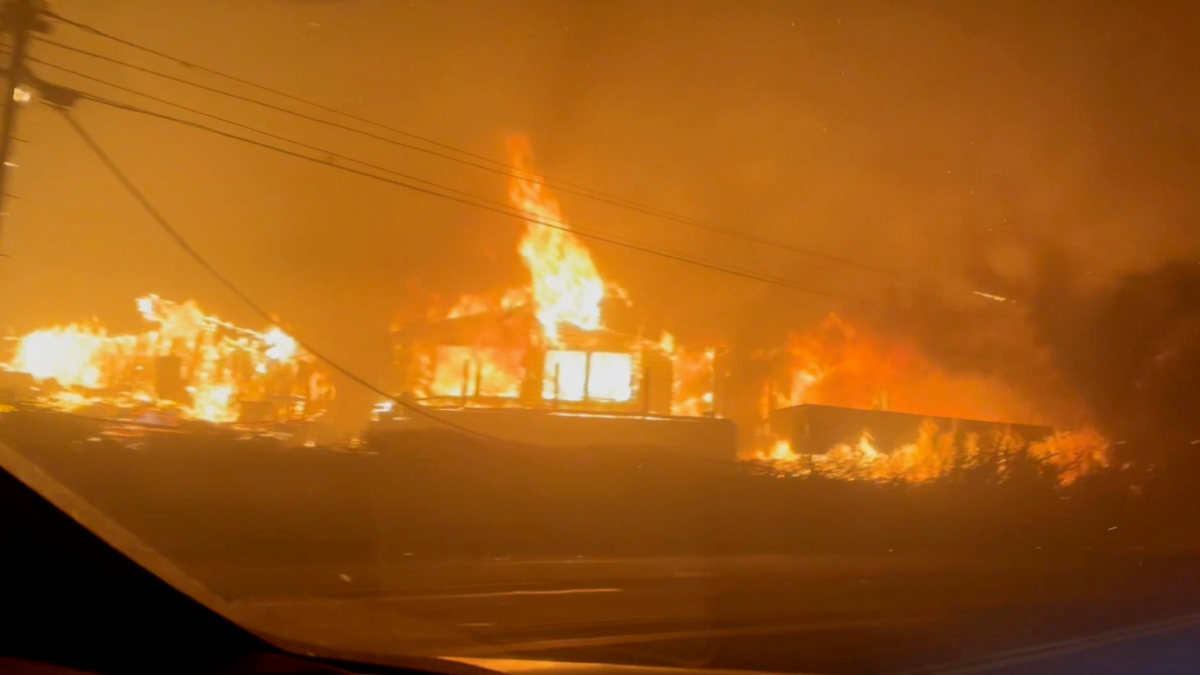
[194,553,1200,674]
[5,418,1199,672]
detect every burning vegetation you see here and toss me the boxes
[758,415,1110,487]
[1,295,334,424]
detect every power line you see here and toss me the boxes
[38,113,758,473]
[32,17,723,219]
[30,59,857,302]
[52,104,504,442]
[64,89,857,303]
[34,37,780,253]
[33,19,894,276]
[28,58,539,213]
[41,10,553,174]
[46,103,766,472]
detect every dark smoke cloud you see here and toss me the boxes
[1027,256,1200,459]
[876,249,1200,463]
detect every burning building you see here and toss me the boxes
[389,302,729,416]
[0,295,335,427]
[377,138,735,458]
[751,314,1112,486]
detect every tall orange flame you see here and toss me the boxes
[507,137,606,343]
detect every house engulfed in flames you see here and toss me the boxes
[378,138,735,455]
[0,295,334,427]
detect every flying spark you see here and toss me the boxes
[973,291,1009,302]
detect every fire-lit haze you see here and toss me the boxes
[1,1,1197,465]
[5,5,1200,673]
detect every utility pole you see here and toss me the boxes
[0,0,40,245]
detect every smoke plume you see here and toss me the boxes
[878,249,1200,463]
